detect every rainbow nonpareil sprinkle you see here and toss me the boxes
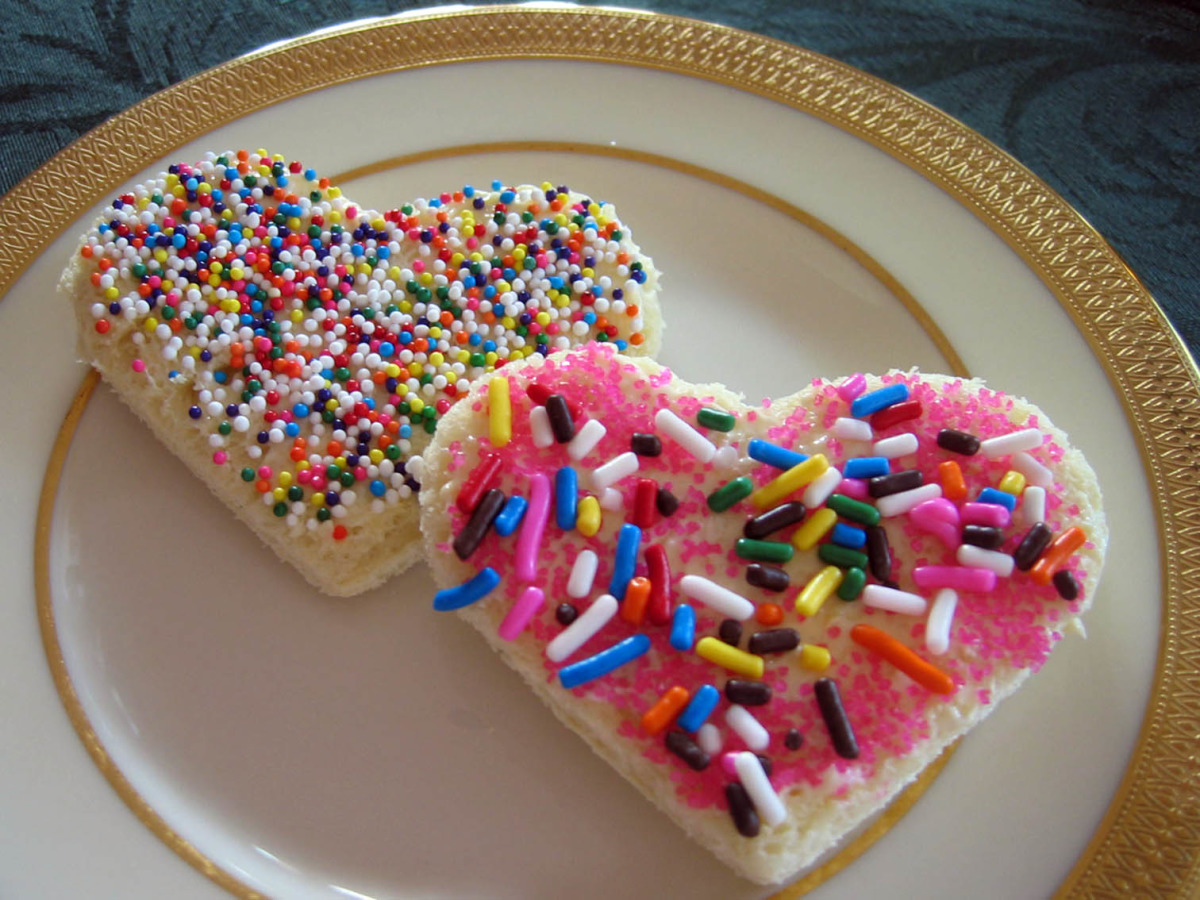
[78,150,653,538]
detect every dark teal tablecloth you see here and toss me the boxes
[2,1,1196,360]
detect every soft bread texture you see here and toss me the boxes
[418,344,1107,885]
[60,152,662,595]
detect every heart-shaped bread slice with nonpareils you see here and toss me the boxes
[418,342,1106,886]
[60,150,662,595]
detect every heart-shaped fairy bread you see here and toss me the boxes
[418,343,1107,885]
[60,150,661,595]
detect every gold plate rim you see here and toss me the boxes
[9,5,1200,898]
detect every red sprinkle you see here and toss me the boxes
[632,478,658,529]
[456,450,503,513]
[871,399,922,431]
[645,543,673,626]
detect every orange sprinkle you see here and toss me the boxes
[624,304,639,317]
[254,479,271,494]
[80,245,93,258]
[850,624,956,694]
[326,440,343,456]
[90,272,102,287]
[620,576,652,626]
[641,686,690,736]
[938,460,967,501]
[755,603,785,626]
[1030,526,1087,586]
[332,525,348,541]
[629,333,644,346]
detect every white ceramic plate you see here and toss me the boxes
[3,7,1194,899]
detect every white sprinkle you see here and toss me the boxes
[600,487,624,511]
[832,417,873,442]
[956,543,1015,577]
[862,584,928,616]
[1021,485,1047,526]
[876,483,943,517]
[980,428,1043,459]
[567,419,607,460]
[697,723,723,757]
[925,588,958,656]
[567,550,599,599]
[678,575,755,621]
[712,445,739,470]
[873,432,919,459]
[654,408,716,463]
[725,705,770,752]
[1013,451,1054,487]
[733,752,787,827]
[802,466,842,508]
[591,451,639,492]
[546,594,618,663]
[530,405,554,448]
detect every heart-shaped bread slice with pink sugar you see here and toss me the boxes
[417,343,1106,885]
[60,151,662,595]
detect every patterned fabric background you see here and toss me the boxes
[1,0,1196,358]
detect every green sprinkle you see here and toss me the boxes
[272,502,288,517]
[837,567,867,601]
[826,494,881,526]
[735,538,794,563]
[707,477,754,512]
[697,407,736,432]
[818,543,869,570]
[240,467,256,482]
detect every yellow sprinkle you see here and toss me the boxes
[798,645,831,672]
[171,184,185,198]
[484,351,498,365]
[407,362,422,377]
[696,637,764,679]
[137,197,150,210]
[153,248,169,264]
[326,398,338,411]
[581,267,595,279]
[328,186,341,198]
[751,454,829,510]
[409,397,425,414]
[395,383,409,397]
[209,261,223,274]
[553,213,568,227]
[419,272,433,286]
[272,487,286,501]
[229,267,244,280]
[489,376,512,448]
[370,217,386,230]
[577,495,602,537]
[998,470,1026,495]
[368,449,384,464]
[143,317,158,331]
[103,286,119,300]
[501,316,515,329]
[278,471,293,488]
[165,174,179,189]
[792,507,838,551]
[541,181,553,191]
[335,456,347,468]
[290,309,304,323]
[795,565,844,617]
[445,371,458,384]
[311,493,325,507]
[296,460,310,471]
[496,281,511,294]
[398,300,412,313]
[288,218,303,232]
[356,262,371,276]
[451,253,465,268]
[387,266,403,281]
[329,210,342,224]
[429,327,442,340]
[470,252,484,262]
[535,312,550,326]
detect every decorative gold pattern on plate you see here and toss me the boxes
[6,5,1198,898]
